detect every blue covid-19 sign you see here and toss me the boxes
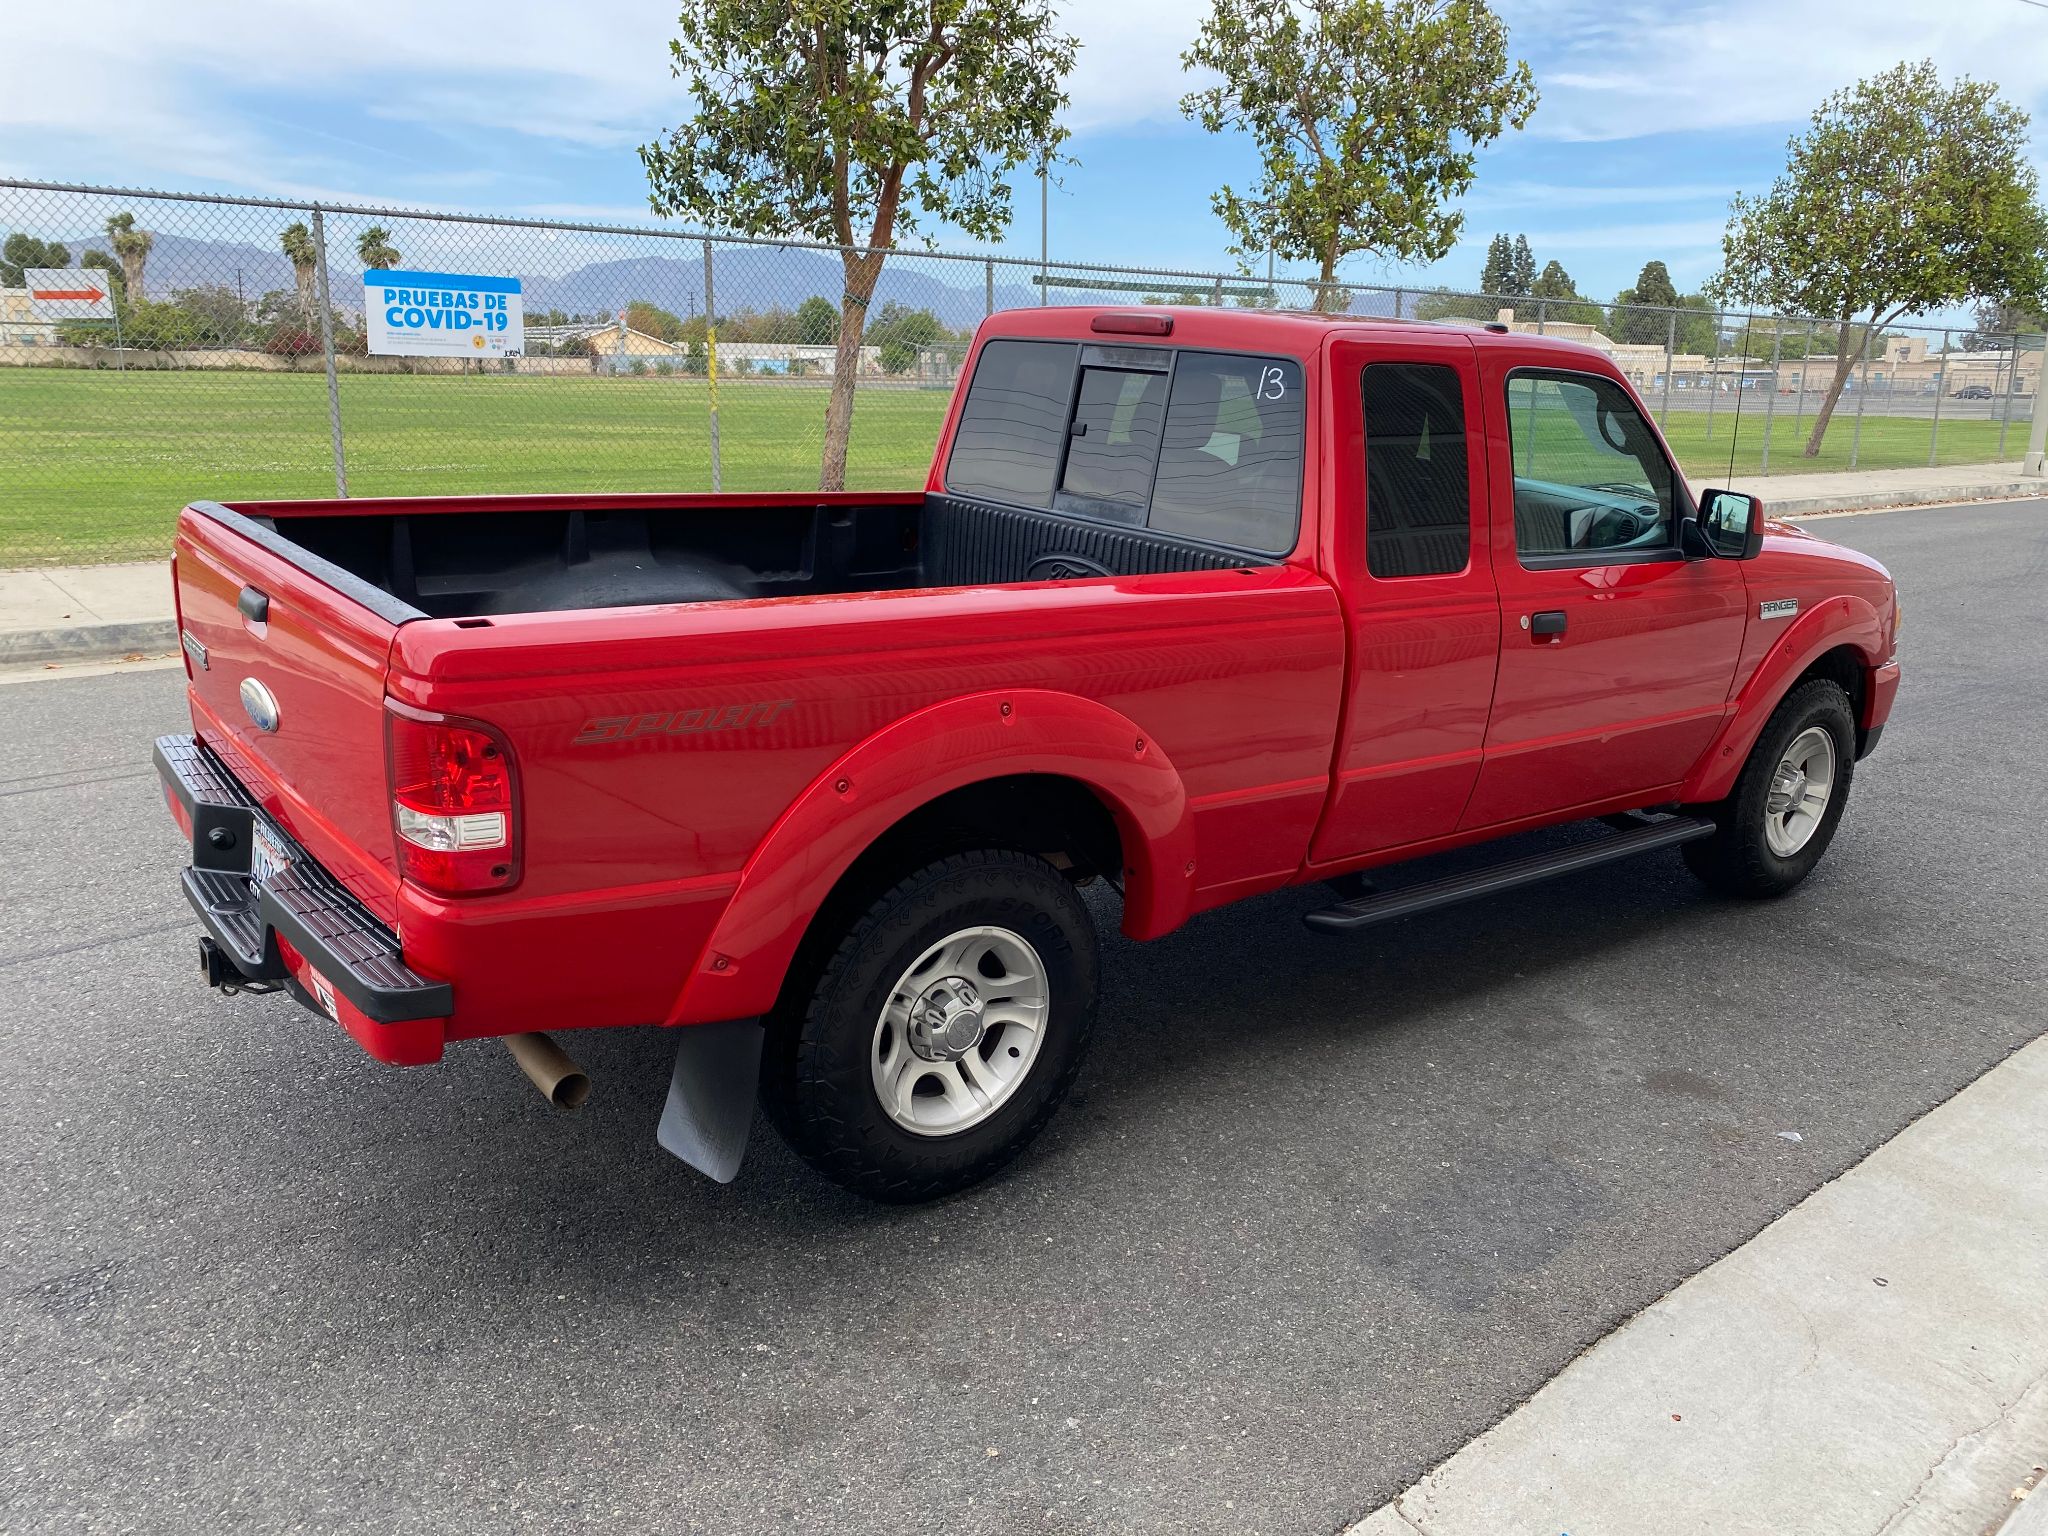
[364,269,524,359]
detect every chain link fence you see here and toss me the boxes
[2,178,2041,566]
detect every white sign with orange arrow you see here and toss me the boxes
[23,268,116,320]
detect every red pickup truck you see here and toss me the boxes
[157,307,1900,1201]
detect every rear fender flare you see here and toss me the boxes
[1681,594,1885,804]
[669,689,1196,1024]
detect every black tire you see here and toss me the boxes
[760,849,1098,1203]
[1683,677,1856,898]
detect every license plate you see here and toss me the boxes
[250,820,292,889]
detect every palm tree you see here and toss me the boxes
[356,226,400,270]
[104,212,153,302]
[79,249,123,302]
[279,221,317,316]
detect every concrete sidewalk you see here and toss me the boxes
[1,463,2041,664]
[1725,459,2047,517]
[0,560,175,666]
[1350,1033,2048,1536]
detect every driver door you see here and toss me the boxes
[1461,364,1747,829]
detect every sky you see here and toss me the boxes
[3,0,2046,305]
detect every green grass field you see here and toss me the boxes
[0,368,2024,565]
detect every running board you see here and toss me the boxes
[1303,816,1715,933]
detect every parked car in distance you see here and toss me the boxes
[156,306,1901,1202]
[1951,384,1995,399]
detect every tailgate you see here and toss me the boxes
[174,501,417,924]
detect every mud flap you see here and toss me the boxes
[655,1019,765,1183]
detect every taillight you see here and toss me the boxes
[384,702,520,894]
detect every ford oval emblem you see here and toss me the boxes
[1026,552,1113,581]
[239,677,282,733]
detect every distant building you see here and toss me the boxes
[522,322,881,376]
[0,289,59,347]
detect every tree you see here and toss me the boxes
[1410,288,1491,322]
[1529,259,1572,300]
[1508,233,1535,296]
[1,234,71,287]
[864,301,946,373]
[1478,232,1512,295]
[796,294,840,347]
[356,226,401,270]
[1672,294,1720,355]
[79,249,124,303]
[623,300,687,344]
[170,284,249,344]
[1963,296,2047,350]
[1527,259,1603,328]
[1180,0,1536,312]
[279,221,318,316]
[640,1,1076,491]
[104,213,152,302]
[1715,60,2048,457]
[1609,259,1679,343]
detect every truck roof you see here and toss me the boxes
[982,304,1616,368]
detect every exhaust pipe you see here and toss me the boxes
[503,1032,591,1110]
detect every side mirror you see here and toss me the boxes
[1693,489,1765,560]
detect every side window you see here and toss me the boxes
[1149,353,1304,553]
[1056,365,1169,525]
[945,339,1078,508]
[1506,372,1677,562]
[1362,363,1471,578]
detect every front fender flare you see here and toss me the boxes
[1680,593,1886,805]
[669,689,1197,1025]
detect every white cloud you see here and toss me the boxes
[1055,0,2048,142]
[1499,0,2048,143]
[5,0,2043,209]
[0,0,678,196]
[1057,0,1209,131]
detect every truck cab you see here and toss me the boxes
[156,306,1900,1202]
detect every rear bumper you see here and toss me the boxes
[155,734,449,1065]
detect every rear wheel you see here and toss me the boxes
[1683,677,1856,897]
[761,849,1098,1202]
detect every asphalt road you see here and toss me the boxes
[5,499,2044,1536]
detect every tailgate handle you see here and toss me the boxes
[237,586,270,625]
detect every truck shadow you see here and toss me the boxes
[263,818,1849,1283]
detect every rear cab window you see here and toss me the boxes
[944,337,1305,556]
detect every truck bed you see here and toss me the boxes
[212,489,1263,621]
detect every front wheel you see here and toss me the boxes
[1683,677,1856,898]
[761,849,1098,1202]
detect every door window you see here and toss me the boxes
[1362,363,1471,578]
[1505,372,1678,562]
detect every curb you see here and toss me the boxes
[1994,1465,2046,1536]
[0,618,179,667]
[1762,482,2046,518]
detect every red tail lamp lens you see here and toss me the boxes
[385,705,519,894]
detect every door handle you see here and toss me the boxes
[1531,610,1567,637]
[237,586,269,625]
